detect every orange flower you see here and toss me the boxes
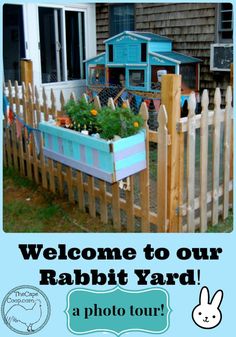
[133,121,139,128]
[90,109,98,116]
[122,103,127,108]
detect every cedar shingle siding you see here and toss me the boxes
[96,3,231,104]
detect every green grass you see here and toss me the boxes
[4,200,80,232]
[3,167,233,233]
[3,167,113,233]
[207,211,233,233]
[4,201,45,232]
[3,167,38,190]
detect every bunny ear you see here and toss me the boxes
[199,286,210,305]
[211,290,223,308]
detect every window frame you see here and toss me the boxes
[37,4,88,85]
[216,3,233,43]
[127,66,146,90]
[109,3,136,37]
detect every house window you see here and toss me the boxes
[3,4,26,83]
[108,45,114,62]
[109,4,135,37]
[218,3,233,41]
[38,7,85,83]
[141,43,147,62]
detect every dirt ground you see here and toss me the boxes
[3,168,115,233]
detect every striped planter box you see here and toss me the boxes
[39,122,146,183]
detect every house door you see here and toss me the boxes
[3,4,26,83]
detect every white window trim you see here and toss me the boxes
[22,5,29,59]
[37,4,88,85]
[20,3,96,89]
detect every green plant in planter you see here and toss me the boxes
[64,97,99,133]
[63,97,144,140]
[97,106,144,140]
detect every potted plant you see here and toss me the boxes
[39,97,146,183]
[96,105,144,140]
[63,97,100,135]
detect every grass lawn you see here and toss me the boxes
[206,212,233,233]
[3,167,114,233]
[3,167,233,233]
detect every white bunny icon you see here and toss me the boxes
[192,286,223,329]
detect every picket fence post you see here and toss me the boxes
[93,95,108,224]
[139,101,150,231]
[223,86,232,219]
[200,89,209,232]
[161,74,181,232]
[212,88,221,225]
[157,105,168,232]
[108,97,121,230]
[187,92,196,232]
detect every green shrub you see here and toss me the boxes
[64,97,99,133]
[97,106,144,140]
[64,98,144,140]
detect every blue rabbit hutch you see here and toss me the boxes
[85,31,201,114]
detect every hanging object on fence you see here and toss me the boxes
[7,108,14,126]
[24,125,35,144]
[144,99,151,109]
[133,94,143,111]
[10,111,42,152]
[119,177,131,191]
[121,91,129,101]
[3,95,9,116]
[3,95,14,126]
[15,115,32,142]
[24,126,29,143]
[16,118,24,139]
[153,99,161,112]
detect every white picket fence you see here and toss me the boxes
[177,86,233,232]
[3,76,233,232]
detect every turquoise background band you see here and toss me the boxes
[65,287,171,335]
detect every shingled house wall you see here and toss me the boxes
[96,3,231,105]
